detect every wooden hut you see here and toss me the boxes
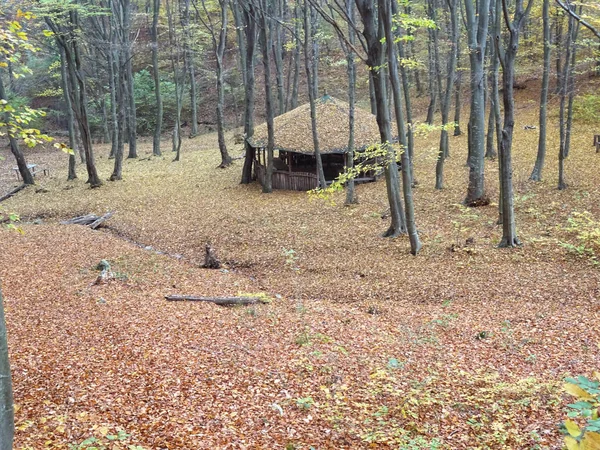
[247,95,384,191]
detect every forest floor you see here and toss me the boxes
[1,94,600,449]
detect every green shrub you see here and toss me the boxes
[561,373,600,449]
[560,211,600,265]
[573,94,600,123]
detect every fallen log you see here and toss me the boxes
[0,184,26,203]
[61,211,114,228]
[165,295,268,306]
[89,212,114,229]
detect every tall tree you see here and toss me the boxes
[464,0,491,206]
[59,46,77,180]
[151,0,163,156]
[344,0,357,204]
[46,10,103,187]
[529,0,551,180]
[304,0,327,188]
[182,0,199,138]
[435,0,459,189]
[258,0,275,192]
[356,0,406,237]
[240,0,257,184]
[496,0,534,247]
[200,0,232,167]
[123,0,137,159]
[382,0,421,254]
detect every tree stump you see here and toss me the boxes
[202,243,221,269]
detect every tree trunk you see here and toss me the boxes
[345,0,357,205]
[232,0,248,86]
[0,284,14,450]
[530,0,550,180]
[259,0,275,193]
[453,37,463,136]
[59,47,77,180]
[485,0,499,160]
[464,0,490,206]
[123,0,137,159]
[356,0,406,237]
[497,0,532,247]
[558,11,575,190]
[435,0,459,189]
[273,0,286,115]
[0,74,34,185]
[151,0,163,156]
[383,0,421,254]
[392,1,416,183]
[290,3,301,110]
[304,0,327,189]
[182,0,198,138]
[240,2,257,184]
[216,0,232,167]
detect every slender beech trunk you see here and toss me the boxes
[123,0,137,158]
[558,10,579,190]
[425,17,437,125]
[59,47,77,180]
[232,0,247,86]
[259,0,275,193]
[435,0,459,189]
[0,284,14,450]
[151,0,163,156]
[290,3,301,110]
[182,0,198,138]
[304,0,326,188]
[240,2,257,184]
[356,0,406,237]
[555,16,563,94]
[497,0,533,247]
[215,0,231,167]
[0,74,34,185]
[49,11,102,187]
[383,0,421,254]
[530,0,550,180]
[345,0,357,205]
[464,0,491,206]
[273,0,286,115]
[392,12,415,172]
[558,14,573,190]
[453,35,463,136]
[107,19,119,160]
[485,0,499,160]
[490,0,503,223]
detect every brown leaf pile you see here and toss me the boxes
[1,90,600,448]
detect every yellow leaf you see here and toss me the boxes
[566,420,582,438]
[97,425,110,436]
[566,436,581,450]
[581,432,600,450]
[55,425,65,433]
[565,383,595,401]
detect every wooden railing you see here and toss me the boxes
[255,163,318,191]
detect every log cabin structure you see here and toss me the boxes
[247,95,387,191]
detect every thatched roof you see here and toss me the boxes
[248,95,386,155]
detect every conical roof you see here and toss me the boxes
[248,95,385,154]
